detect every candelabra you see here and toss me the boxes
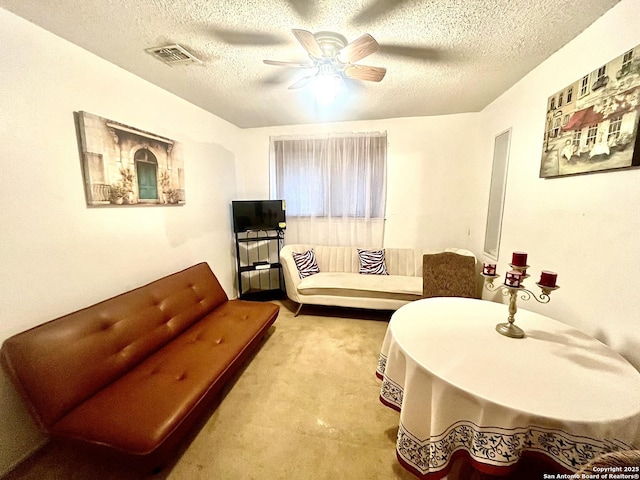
[481,252,559,339]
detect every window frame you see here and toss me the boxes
[580,75,590,97]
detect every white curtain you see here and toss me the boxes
[270,132,387,247]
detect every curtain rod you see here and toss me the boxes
[270,131,387,141]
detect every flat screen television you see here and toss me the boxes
[232,200,286,232]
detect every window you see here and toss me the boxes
[271,133,386,217]
[270,132,387,246]
[572,130,581,148]
[580,75,590,97]
[552,117,562,137]
[622,50,633,75]
[587,126,598,145]
[563,115,570,126]
[558,92,564,107]
[550,97,556,110]
[592,65,609,90]
[608,115,623,142]
[567,87,573,104]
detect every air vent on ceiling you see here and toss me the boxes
[146,44,203,66]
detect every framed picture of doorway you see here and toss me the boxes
[75,111,185,206]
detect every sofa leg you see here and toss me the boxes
[294,304,303,317]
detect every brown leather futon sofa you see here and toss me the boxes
[0,262,279,467]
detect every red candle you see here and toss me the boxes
[512,251,528,267]
[505,270,522,288]
[539,271,557,288]
[482,262,497,275]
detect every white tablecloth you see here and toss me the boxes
[377,297,640,478]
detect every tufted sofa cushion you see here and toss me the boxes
[1,263,279,458]
[52,300,276,455]
[1,263,227,431]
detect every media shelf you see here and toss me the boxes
[234,229,285,301]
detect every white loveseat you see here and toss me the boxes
[280,244,476,315]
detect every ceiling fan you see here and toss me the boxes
[263,29,387,91]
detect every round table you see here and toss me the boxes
[376,297,640,478]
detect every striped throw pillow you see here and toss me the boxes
[292,249,320,278]
[358,249,388,275]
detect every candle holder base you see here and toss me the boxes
[495,322,525,339]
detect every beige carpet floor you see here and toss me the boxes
[3,300,560,480]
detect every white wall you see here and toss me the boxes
[0,9,242,475]
[2,0,640,476]
[239,114,484,251]
[470,0,640,368]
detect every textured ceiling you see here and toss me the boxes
[0,0,621,128]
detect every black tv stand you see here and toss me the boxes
[234,229,285,301]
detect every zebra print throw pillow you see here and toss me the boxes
[358,249,388,275]
[292,249,320,278]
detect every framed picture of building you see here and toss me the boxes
[76,111,185,206]
[540,45,640,178]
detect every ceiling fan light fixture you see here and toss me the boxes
[312,73,344,104]
[264,29,385,93]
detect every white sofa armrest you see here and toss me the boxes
[280,244,308,304]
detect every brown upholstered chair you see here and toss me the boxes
[576,450,640,475]
[422,251,477,298]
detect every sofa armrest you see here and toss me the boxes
[280,245,304,303]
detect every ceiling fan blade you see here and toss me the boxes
[292,29,324,58]
[351,0,413,25]
[343,65,387,82]
[337,34,379,64]
[263,59,311,68]
[285,0,316,20]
